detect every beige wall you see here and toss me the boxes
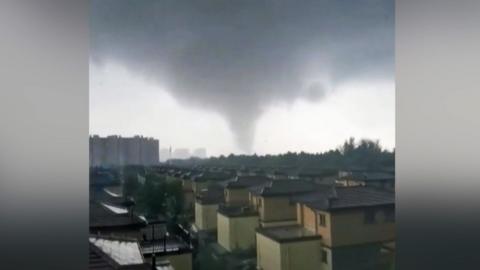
[217,212,259,252]
[256,232,323,270]
[330,208,395,247]
[159,253,192,270]
[225,188,250,205]
[256,232,282,270]
[260,197,297,223]
[194,202,219,231]
[298,203,395,247]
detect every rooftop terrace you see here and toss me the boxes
[257,225,321,243]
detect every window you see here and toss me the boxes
[321,250,328,264]
[319,213,326,227]
[364,209,376,224]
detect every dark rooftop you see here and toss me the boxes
[192,171,233,182]
[340,171,395,181]
[257,225,321,243]
[224,175,271,189]
[196,183,225,204]
[293,186,395,211]
[217,205,258,218]
[249,179,317,197]
[90,201,146,229]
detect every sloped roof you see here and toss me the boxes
[196,183,225,204]
[90,202,146,229]
[293,186,394,211]
[249,179,317,197]
[225,175,271,189]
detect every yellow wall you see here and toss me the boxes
[225,188,250,205]
[217,212,259,251]
[256,232,282,270]
[260,197,297,223]
[329,208,395,247]
[160,253,192,270]
[256,232,323,270]
[298,203,395,247]
[194,202,219,231]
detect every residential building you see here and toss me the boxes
[249,179,317,228]
[336,171,395,190]
[89,135,159,167]
[217,205,259,252]
[257,186,395,270]
[223,175,271,206]
[211,176,271,252]
[194,184,224,232]
[256,226,323,270]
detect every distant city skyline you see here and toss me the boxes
[90,0,394,157]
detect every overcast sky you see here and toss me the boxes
[90,0,395,157]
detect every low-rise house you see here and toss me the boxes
[223,175,271,206]
[89,201,146,240]
[256,226,323,270]
[217,205,259,252]
[257,186,395,270]
[194,184,224,232]
[191,171,233,195]
[249,180,317,228]
[336,171,395,190]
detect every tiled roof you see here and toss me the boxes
[293,186,394,211]
[249,179,317,197]
[225,175,271,189]
[90,202,146,229]
[196,183,225,204]
[192,171,233,182]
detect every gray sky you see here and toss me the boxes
[90,0,395,156]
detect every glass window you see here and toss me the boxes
[319,213,326,227]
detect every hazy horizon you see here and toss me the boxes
[90,0,395,157]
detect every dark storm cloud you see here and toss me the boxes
[90,0,394,153]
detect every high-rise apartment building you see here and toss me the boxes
[89,135,159,167]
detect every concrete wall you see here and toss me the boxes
[256,232,282,270]
[297,203,395,247]
[256,232,323,270]
[225,188,250,205]
[280,238,323,270]
[217,212,259,252]
[330,208,395,247]
[260,197,297,223]
[194,202,219,231]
